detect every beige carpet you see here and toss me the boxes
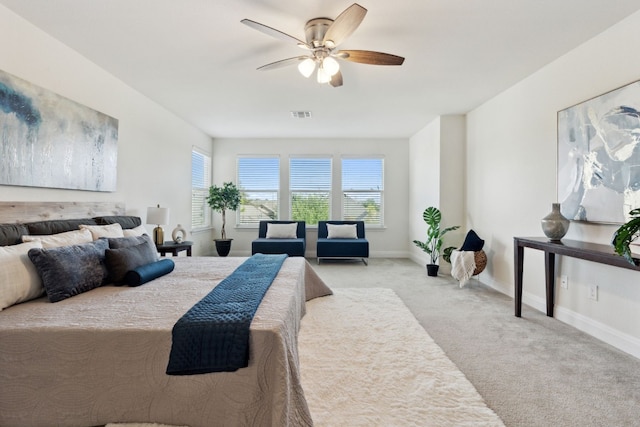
[299,288,504,426]
[108,288,504,427]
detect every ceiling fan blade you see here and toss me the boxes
[330,70,343,87]
[338,50,405,65]
[257,56,309,71]
[322,3,367,48]
[241,19,310,48]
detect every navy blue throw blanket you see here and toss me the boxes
[166,253,288,375]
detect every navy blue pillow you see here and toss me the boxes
[125,259,175,287]
[460,229,484,251]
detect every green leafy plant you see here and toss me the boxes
[612,208,640,265]
[206,181,241,240]
[413,206,460,265]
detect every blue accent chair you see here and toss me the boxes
[316,220,369,265]
[251,221,306,257]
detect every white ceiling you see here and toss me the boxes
[2,0,640,139]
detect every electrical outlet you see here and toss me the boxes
[588,285,598,301]
[560,275,568,289]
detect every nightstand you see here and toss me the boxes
[156,241,193,257]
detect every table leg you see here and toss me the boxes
[544,251,556,317]
[514,242,524,317]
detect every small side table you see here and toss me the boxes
[156,241,193,257]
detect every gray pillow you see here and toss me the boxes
[105,240,159,284]
[94,215,142,230]
[0,223,29,246]
[25,218,98,235]
[107,234,156,251]
[27,239,109,303]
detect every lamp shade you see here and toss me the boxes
[147,206,170,225]
[298,58,316,78]
[317,66,331,84]
[322,57,340,76]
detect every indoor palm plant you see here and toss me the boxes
[207,181,241,257]
[612,208,640,265]
[413,206,460,276]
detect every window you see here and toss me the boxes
[289,157,331,226]
[191,148,211,229]
[237,157,280,225]
[342,157,384,225]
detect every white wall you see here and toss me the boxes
[409,115,466,273]
[0,6,215,255]
[466,10,640,357]
[212,138,410,258]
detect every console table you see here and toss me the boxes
[514,237,640,318]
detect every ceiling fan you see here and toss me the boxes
[241,3,405,87]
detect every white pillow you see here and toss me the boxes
[22,228,93,248]
[0,241,45,310]
[79,223,124,240]
[266,223,298,239]
[123,224,149,237]
[327,223,358,239]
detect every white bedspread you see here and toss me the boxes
[0,256,331,427]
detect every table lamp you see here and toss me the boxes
[146,204,170,245]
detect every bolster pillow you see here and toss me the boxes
[124,258,175,287]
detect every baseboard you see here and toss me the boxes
[370,250,409,258]
[554,305,640,359]
[482,277,640,360]
[229,250,409,259]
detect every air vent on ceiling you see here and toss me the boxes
[291,111,312,119]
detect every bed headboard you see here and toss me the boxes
[0,202,125,224]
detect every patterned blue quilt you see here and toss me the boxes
[166,253,288,375]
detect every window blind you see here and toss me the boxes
[191,148,211,229]
[342,157,384,225]
[237,157,280,225]
[290,157,331,225]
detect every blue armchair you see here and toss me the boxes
[316,220,369,265]
[251,221,306,257]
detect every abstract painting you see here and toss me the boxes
[557,80,640,224]
[0,69,118,192]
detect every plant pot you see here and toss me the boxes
[426,264,439,277]
[214,239,233,257]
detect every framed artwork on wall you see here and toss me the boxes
[557,79,640,224]
[0,69,118,192]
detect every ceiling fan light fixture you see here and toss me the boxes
[242,3,404,87]
[317,66,331,84]
[322,56,340,76]
[298,58,316,78]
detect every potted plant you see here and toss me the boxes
[207,181,241,257]
[612,208,640,265]
[412,206,460,276]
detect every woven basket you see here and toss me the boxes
[473,250,487,276]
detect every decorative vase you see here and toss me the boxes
[426,264,439,277]
[172,224,187,243]
[541,203,570,241]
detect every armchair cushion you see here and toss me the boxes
[266,222,298,239]
[326,223,358,239]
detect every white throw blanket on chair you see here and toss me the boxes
[451,250,476,288]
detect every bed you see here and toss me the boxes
[0,202,332,427]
